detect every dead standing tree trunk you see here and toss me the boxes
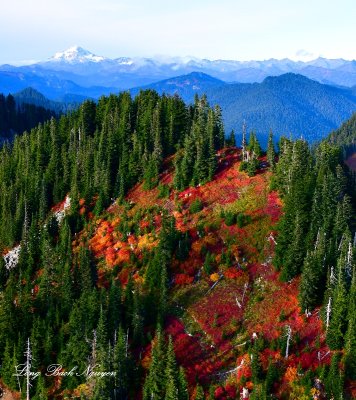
[24,338,33,400]
[326,297,332,330]
[285,325,292,359]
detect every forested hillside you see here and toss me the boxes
[0,91,223,249]
[0,91,355,399]
[0,93,56,142]
[328,112,356,154]
[133,73,356,146]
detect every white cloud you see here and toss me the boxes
[293,49,317,61]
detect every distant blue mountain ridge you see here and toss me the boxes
[130,72,356,146]
[1,46,356,146]
[1,46,356,96]
[7,72,356,148]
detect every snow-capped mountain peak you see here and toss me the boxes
[14,47,355,88]
[49,46,107,63]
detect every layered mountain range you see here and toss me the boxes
[1,46,356,145]
[1,46,356,96]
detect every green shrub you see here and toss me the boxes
[239,161,248,172]
[189,198,203,214]
[279,309,287,322]
[176,233,191,261]
[157,183,170,198]
[236,213,252,228]
[196,221,206,238]
[225,211,236,226]
[203,251,214,274]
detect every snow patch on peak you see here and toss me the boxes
[50,46,106,63]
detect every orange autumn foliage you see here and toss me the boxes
[285,366,298,384]
[113,240,125,250]
[111,216,121,226]
[133,271,144,284]
[117,248,131,264]
[210,272,220,282]
[191,240,203,253]
[105,247,117,267]
[137,234,158,251]
[236,355,252,381]
[127,235,136,245]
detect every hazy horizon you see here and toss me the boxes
[1,0,355,65]
[5,45,356,67]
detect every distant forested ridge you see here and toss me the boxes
[133,72,356,146]
[5,72,356,148]
[0,93,56,141]
[13,87,80,115]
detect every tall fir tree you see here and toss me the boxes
[143,326,166,400]
[267,130,276,170]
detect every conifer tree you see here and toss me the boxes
[264,358,278,396]
[164,336,179,395]
[213,105,225,149]
[194,385,205,400]
[30,317,42,372]
[64,299,91,377]
[165,381,179,400]
[0,255,7,288]
[143,155,159,190]
[228,130,236,147]
[325,353,344,399]
[34,374,47,400]
[250,341,263,384]
[77,244,97,294]
[344,268,356,379]
[113,325,130,399]
[107,282,122,338]
[143,326,166,399]
[177,367,189,400]
[267,130,276,170]
[1,341,17,390]
[173,151,184,191]
[61,262,74,317]
[299,229,327,310]
[248,131,261,158]
[326,238,349,349]
[152,105,163,167]
[93,308,112,399]
[132,288,144,346]
[124,275,134,326]
[207,109,217,181]
[158,264,169,323]
[280,212,306,281]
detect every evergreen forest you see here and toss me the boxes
[0,90,355,399]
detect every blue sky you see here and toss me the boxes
[0,0,355,64]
